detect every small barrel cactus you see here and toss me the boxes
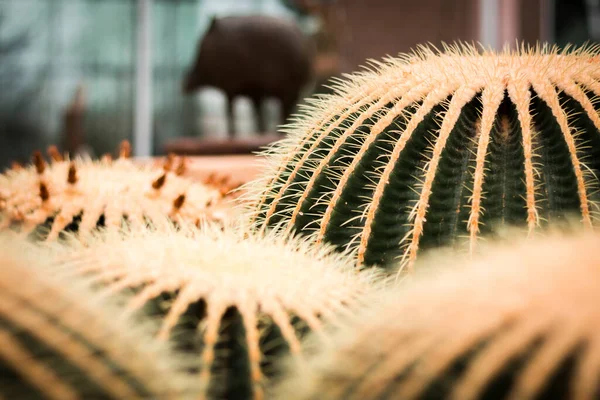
[274,231,600,400]
[51,223,380,399]
[0,235,199,399]
[248,44,600,271]
[0,143,224,240]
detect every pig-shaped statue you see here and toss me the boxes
[183,15,314,137]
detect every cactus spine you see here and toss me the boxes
[247,43,600,271]
[275,231,600,400]
[51,224,380,399]
[0,235,199,399]
[0,142,224,240]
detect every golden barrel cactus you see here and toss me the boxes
[248,44,600,271]
[0,235,199,399]
[50,224,380,399]
[275,231,600,400]
[0,143,223,240]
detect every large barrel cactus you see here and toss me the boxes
[0,143,224,240]
[274,231,600,400]
[0,235,199,399]
[51,223,379,400]
[248,44,600,271]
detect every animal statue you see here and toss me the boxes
[182,15,314,137]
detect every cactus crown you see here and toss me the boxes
[0,143,223,240]
[0,235,199,399]
[275,231,600,400]
[51,223,380,399]
[247,43,600,271]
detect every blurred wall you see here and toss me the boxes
[330,0,554,74]
[333,0,480,73]
[0,0,597,167]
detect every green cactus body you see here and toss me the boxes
[274,232,600,400]
[0,143,223,241]
[0,236,199,399]
[52,224,379,400]
[248,44,600,271]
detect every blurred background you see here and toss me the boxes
[0,0,598,168]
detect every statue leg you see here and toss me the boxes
[226,95,235,138]
[251,97,266,134]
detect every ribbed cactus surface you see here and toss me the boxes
[0,143,223,240]
[248,44,600,271]
[0,235,199,399]
[275,232,600,400]
[52,224,379,400]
